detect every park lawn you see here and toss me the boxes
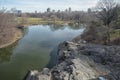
[17,17,68,25]
[17,17,43,24]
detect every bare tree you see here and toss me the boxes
[96,0,117,43]
[50,15,58,22]
[21,13,28,25]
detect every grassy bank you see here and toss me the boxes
[0,29,22,49]
[17,17,70,25]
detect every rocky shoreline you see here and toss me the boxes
[25,41,120,80]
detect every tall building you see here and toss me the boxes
[47,8,51,12]
[69,7,71,12]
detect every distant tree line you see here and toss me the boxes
[16,7,97,24]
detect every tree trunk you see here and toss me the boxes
[107,25,111,44]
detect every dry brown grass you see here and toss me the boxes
[0,13,19,46]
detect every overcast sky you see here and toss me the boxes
[0,0,119,12]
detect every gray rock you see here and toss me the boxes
[98,77,106,80]
[25,41,120,80]
[42,68,49,75]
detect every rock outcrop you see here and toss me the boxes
[25,41,120,80]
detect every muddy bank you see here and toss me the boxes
[25,41,120,80]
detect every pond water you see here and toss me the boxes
[0,25,84,80]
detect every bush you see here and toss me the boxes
[0,13,17,45]
[111,38,120,45]
[81,22,108,44]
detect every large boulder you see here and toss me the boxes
[25,41,120,80]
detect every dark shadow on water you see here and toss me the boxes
[46,46,58,69]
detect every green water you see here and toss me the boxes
[0,25,84,80]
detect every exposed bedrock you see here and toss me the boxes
[25,41,120,80]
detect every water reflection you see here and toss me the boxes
[47,24,84,31]
[68,23,85,29]
[47,46,58,68]
[0,42,17,63]
[0,24,84,80]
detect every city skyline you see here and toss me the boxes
[1,0,120,12]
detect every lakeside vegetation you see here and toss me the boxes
[80,0,120,45]
[0,0,120,80]
[0,12,22,48]
[0,0,120,47]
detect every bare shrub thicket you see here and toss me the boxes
[80,20,116,45]
[96,0,117,43]
[0,12,17,45]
